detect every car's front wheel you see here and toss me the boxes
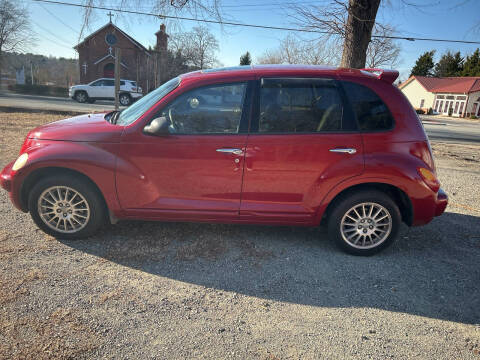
[28,175,106,239]
[327,190,401,256]
[74,91,88,103]
[119,93,131,106]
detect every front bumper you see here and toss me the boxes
[0,161,24,211]
[0,161,13,192]
[435,188,448,217]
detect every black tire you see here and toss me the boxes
[327,190,401,256]
[119,93,131,106]
[74,91,88,103]
[28,175,107,240]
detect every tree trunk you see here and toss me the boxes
[340,0,381,69]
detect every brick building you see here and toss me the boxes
[74,20,168,92]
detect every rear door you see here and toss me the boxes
[240,77,364,224]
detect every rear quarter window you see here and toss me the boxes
[341,81,394,131]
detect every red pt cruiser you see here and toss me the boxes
[1,65,448,255]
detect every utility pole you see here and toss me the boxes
[114,47,121,110]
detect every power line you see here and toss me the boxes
[29,0,480,45]
[32,20,74,47]
[38,2,80,34]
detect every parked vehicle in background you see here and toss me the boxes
[69,78,143,106]
[1,65,448,255]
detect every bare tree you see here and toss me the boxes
[170,26,219,69]
[291,0,384,68]
[257,35,339,65]
[0,0,34,78]
[79,0,224,42]
[366,24,400,68]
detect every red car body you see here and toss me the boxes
[1,65,447,234]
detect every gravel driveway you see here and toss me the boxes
[1,113,479,359]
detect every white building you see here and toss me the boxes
[399,76,480,117]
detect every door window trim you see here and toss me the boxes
[249,77,359,135]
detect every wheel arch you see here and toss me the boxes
[20,167,108,216]
[321,182,413,226]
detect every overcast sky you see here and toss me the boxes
[25,0,480,80]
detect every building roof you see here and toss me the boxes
[74,22,150,56]
[399,75,480,94]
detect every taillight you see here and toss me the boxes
[131,87,137,92]
[418,167,440,193]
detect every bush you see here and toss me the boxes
[448,107,453,116]
[470,114,478,119]
[427,108,433,115]
[7,84,68,97]
[415,109,425,114]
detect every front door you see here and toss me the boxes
[240,77,364,224]
[116,81,251,220]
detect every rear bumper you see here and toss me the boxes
[435,188,448,217]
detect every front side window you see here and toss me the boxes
[259,78,344,133]
[116,77,181,126]
[91,80,104,86]
[105,79,115,86]
[342,81,394,131]
[160,82,247,134]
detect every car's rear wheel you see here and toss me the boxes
[74,91,88,103]
[119,93,131,106]
[28,175,106,239]
[327,190,401,256]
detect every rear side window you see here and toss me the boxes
[259,78,345,133]
[341,81,394,131]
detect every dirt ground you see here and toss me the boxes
[0,112,479,359]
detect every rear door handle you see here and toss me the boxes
[216,148,244,155]
[329,148,357,154]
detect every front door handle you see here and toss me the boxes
[216,148,244,156]
[329,148,357,154]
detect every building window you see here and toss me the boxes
[454,101,459,113]
[420,99,425,108]
[459,102,464,115]
[444,101,449,113]
[439,101,443,112]
[446,95,455,100]
[434,100,439,111]
[437,95,445,99]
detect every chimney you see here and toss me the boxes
[155,24,168,52]
[154,24,169,86]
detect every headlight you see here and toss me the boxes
[12,153,28,171]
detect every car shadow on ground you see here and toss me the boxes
[60,211,480,325]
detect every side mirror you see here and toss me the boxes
[143,116,169,136]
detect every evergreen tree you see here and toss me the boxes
[461,49,480,76]
[239,51,252,65]
[434,51,463,77]
[410,51,435,77]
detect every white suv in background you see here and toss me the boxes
[69,78,143,106]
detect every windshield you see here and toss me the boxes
[116,77,181,126]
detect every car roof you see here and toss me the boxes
[179,65,383,82]
[180,64,398,84]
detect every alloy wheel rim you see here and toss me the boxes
[77,93,86,102]
[37,186,90,234]
[340,202,392,249]
[120,95,129,105]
